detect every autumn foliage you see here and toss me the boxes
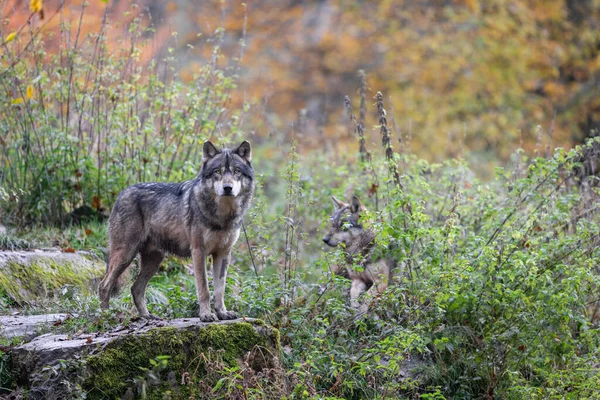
[3,0,600,162]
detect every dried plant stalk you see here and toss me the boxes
[375,91,400,185]
[358,70,367,127]
[344,95,371,164]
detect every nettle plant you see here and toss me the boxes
[0,9,244,226]
[267,136,600,399]
[224,85,600,398]
[225,88,599,398]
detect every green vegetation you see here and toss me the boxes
[1,3,599,399]
[0,234,32,251]
[0,256,103,305]
[83,321,278,399]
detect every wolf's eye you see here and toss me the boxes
[214,170,222,176]
[234,167,241,174]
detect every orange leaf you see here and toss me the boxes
[368,183,379,197]
[91,195,102,210]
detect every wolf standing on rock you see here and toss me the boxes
[99,141,254,322]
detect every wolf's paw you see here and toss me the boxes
[199,312,218,322]
[216,310,238,320]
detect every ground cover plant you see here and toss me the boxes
[1,3,600,399]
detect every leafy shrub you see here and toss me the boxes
[242,134,600,399]
[228,98,600,398]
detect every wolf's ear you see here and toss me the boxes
[235,141,252,163]
[331,196,346,210]
[350,195,365,214]
[203,141,220,160]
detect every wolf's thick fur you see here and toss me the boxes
[99,141,254,321]
[323,195,395,310]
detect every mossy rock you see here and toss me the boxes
[0,250,104,305]
[11,318,280,399]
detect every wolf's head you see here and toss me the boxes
[323,195,368,249]
[200,140,254,197]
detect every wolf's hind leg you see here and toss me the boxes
[213,254,237,320]
[131,248,164,319]
[99,247,138,308]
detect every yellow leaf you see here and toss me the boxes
[30,0,42,13]
[464,0,480,14]
[5,32,16,43]
[26,85,34,99]
[11,98,24,105]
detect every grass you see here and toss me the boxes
[0,234,32,251]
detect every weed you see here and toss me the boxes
[0,234,32,251]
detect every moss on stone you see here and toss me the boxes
[0,254,103,304]
[83,321,279,399]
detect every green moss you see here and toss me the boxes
[0,257,102,304]
[83,322,279,399]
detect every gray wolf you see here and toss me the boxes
[99,140,254,321]
[323,195,396,310]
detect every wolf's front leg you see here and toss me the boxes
[212,253,237,320]
[350,279,367,309]
[192,247,218,322]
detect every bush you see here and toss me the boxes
[230,100,600,398]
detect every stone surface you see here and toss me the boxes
[0,313,69,339]
[0,250,104,305]
[10,317,280,400]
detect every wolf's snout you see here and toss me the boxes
[223,184,233,195]
[323,236,330,245]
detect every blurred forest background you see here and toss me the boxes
[4,0,600,164]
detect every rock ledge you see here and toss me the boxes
[10,317,279,400]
